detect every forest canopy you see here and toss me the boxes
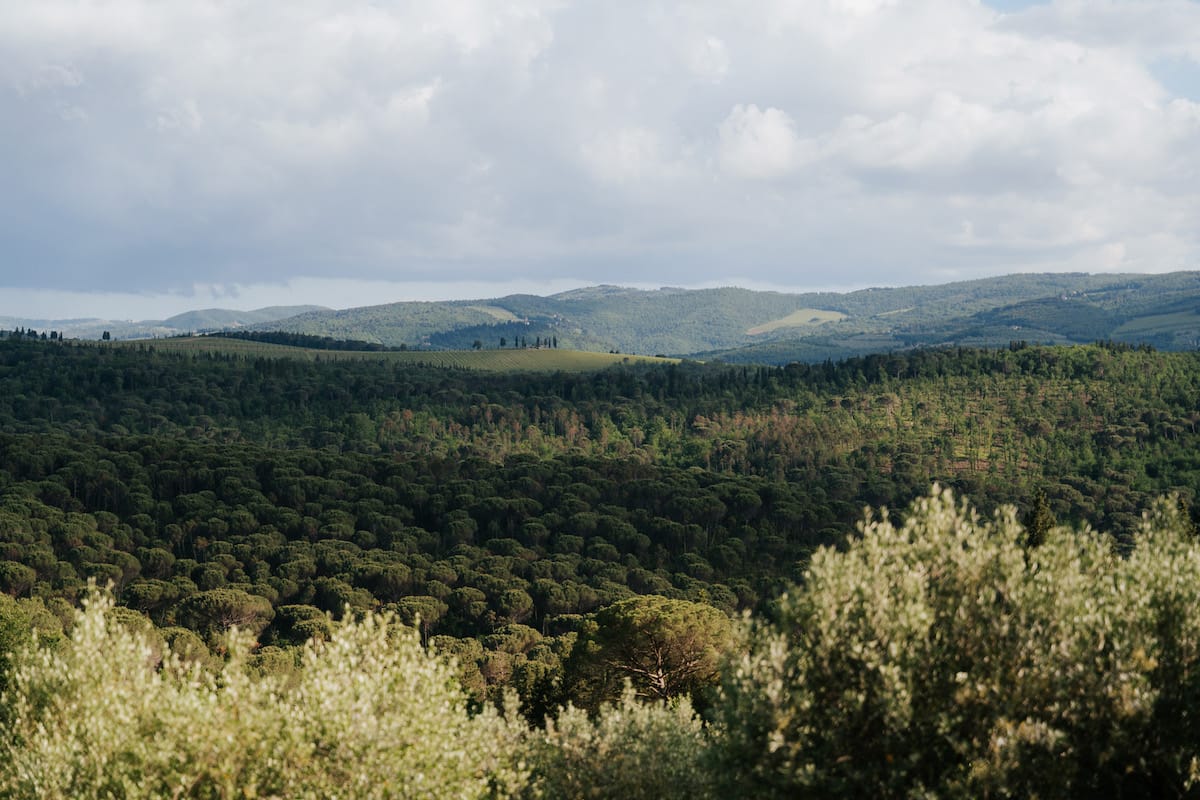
[1,337,1200,709]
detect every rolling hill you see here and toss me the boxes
[0,305,326,341]
[160,306,330,333]
[15,272,1200,362]
[247,272,1200,361]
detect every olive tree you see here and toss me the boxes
[710,488,1200,799]
[525,686,713,800]
[0,587,530,799]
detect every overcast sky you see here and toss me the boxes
[2,0,1199,319]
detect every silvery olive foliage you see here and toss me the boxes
[710,487,1200,799]
[0,589,530,799]
[525,685,714,800]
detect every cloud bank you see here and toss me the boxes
[2,0,1198,313]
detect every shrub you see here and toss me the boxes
[0,587,529,799]
[526,686,713,800]
[710,488,1200,798]
[0,594,64,702]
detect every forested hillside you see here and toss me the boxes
[3,337,1200,794]
[12,271,1200,360]
[254,271,1200,358]
[0,337,1197,656]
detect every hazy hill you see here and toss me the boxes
[15,272,1200,359]
[0,306,326,341]
[161,306,328,332]
[249,272,1200,359]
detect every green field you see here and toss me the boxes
[746,308,846,335]
[1112,310,1200,336]
[116,337,679,371]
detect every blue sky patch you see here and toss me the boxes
[1150,56,1200,101]
[981,0,1050,11]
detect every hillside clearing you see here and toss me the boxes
[464,305,520,322]
[746,308,846,335]
[112,337,679,371]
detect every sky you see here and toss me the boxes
[2,0,1199,320]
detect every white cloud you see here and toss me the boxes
[1,0,1198,309]
[582,127,680,184]
[719,104,806,179]
[683,35,730,81]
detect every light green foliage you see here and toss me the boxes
[711,488,1200,798]
[745,308,846,335]
[0,594,64,700]
[526,686,714,800]
[124,337,677,372]
[159,625,219,670]
[0,587,530,799]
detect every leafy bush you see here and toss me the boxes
[526,686,713,800]
[0,588,529,799]
[710,488,1200,798]
[0,594,65,702]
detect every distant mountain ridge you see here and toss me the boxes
[0,306,327,341]
[245,272,1200,361]
[14,273,1200,362]
[161,306,330,332]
